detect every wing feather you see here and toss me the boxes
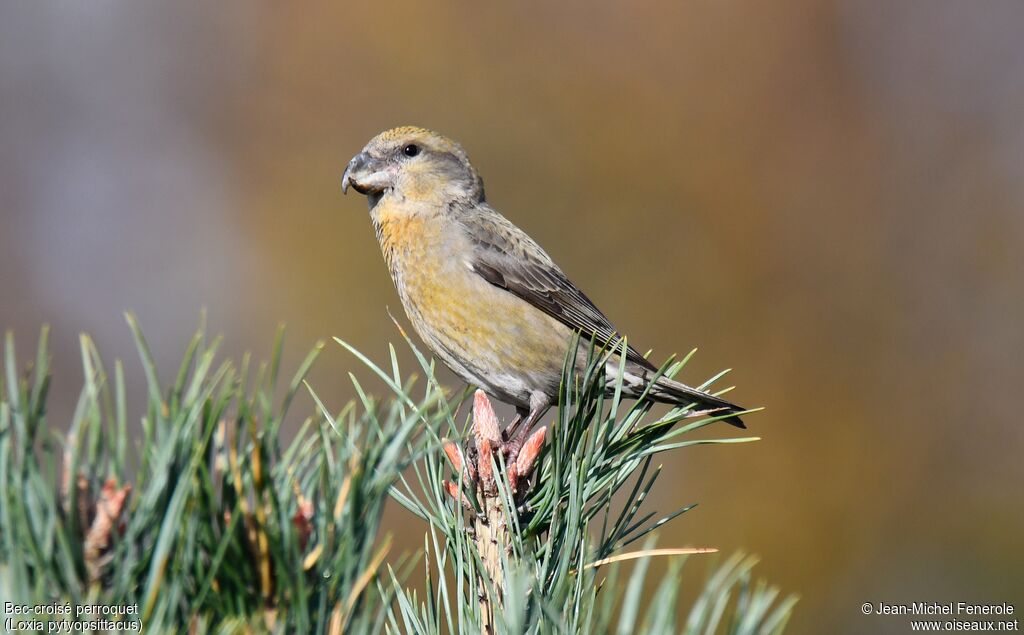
[458,206,656,370]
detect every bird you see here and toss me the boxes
[341,126,746,453]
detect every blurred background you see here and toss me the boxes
[2,1,1022,632]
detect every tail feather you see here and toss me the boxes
[646,375,747,429]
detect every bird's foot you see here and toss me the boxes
[502,418,534,463]
[441,391,547,510]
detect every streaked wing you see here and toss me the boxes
[458,205,656,370]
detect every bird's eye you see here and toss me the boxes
[403,144,420,157]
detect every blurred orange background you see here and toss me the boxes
[2,2,1022,632]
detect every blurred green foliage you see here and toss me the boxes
[1,320,793,633]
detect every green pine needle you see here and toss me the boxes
[0,320,795,633]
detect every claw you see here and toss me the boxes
[442,393,549,506]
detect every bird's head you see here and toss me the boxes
[342,126,484,209]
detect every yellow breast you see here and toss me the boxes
[372,203,571,404]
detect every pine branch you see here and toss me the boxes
[366,333,794,634]
[0,319,797,633]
